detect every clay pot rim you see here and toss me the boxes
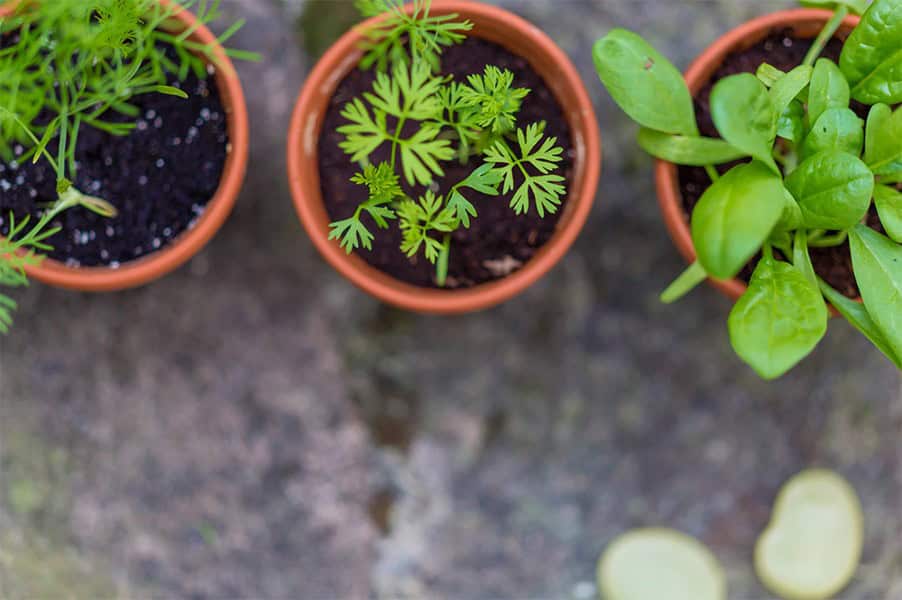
[2,0,249,292]
[287,0,601,315]
[654,8,862,304]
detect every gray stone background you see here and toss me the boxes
[1,0,900,598]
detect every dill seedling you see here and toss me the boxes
[329,0,567,287]
[0,0,258,332]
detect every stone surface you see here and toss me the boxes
[1,0,901,598]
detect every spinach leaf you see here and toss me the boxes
[660,261,708,304]
[691,161,785,278]
[711,74,779,173]
[757,63,786,88]
[849,224,902,359]
[637,128,746,165]
[593,29,698,136]
[809,58,850,126]
[864,104,902,176]
[819,277,902,368]
[777,100,807,143]
[802,107,864,158]
[728,256,828,379]
[770,65,814,120]
[784,150,874,230]
[839,0,902,104]
[774,188,805,233]
[874,184,902,242]
[801,0,870,14]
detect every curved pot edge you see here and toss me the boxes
[2,0,250,292]
[287,0,601,315]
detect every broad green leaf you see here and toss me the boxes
[785,150,874,230]
[839,0,902,104]
[598,529,726,600]
[593,29,698,136]
[728,256,828,379]
[809,58,850,125]
[864,104,902,175]
[660,261,708,304]
[819,277,902,367]
[777,100,806,143]
[691,161,785,279]
[774,187,804,233]
[802,108,864,158]
[874,184,902,242]
[801,0,869,14]
[794,230,818,287]
[637,128,746,165]
[769,65,814,119]
[711,74,779,172]
[849,224,902,357]
[757,63,786,88]
[755,470,864,600]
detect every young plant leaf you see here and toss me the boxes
[776,100,807,143]
[445,163,502,228]
[818,277,902,368]
[864,104,902,176]
[728,256,828,379]
[839,0,902,104]
[874,184,902,242]
[802,107,864,158]
[691,161,785,279]
[784,150,874,230]
[809,58,851,126]
[593,29,698,136]
[757,63,786,88]
[774,188,805,233]
[848,224,902,358]
[637,128,746,165]
[710,74,779,173]
[769,65,814,120]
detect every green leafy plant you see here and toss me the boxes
[328,0,567,287]
[0,0,257,332]
[594,0,902,378]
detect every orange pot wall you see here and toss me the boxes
[655,9,861,303]
[1,0,249,291]
[287,1,601,314]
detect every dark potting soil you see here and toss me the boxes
[677,31,883,299]
[0,41,228,267]
[317,37,574,289]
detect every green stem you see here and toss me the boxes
[436,234,451,287]
[803,7,848,67]
[704,165,720,183]
[808,231,848,247]
[390,116,406,170]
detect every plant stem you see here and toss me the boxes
[704,165,720,183]
[803,7,848,67]
[808,231,848,247]
[436,233,451,287]
[390,117,406,170]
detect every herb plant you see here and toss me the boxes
[594,0,902,378]
[328,0,567,286]
[0,0,257,332]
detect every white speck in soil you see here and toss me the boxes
[13,144,23,157]
[152,237,161,249]
[163,227,173,237]
[110,261,120,269]
[136,120,148,131]
[0,180,10,192]
[200,108,211,120]
[100,249,109,260]
[104,156,114,167]
[105,225,115,237]
[138,175,148,186]
[145,109,157,120]
[154,117,163,129]
[156,158,165,168]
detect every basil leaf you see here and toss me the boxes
[728,256,828,380]
[794,230,818,288]
[818,277,902,368]
[637,128,746,165]
[864,104,902,176]
[802,108,864,158]
[777,100,807,143]
[594,29,698,136]
[770,65,814,120]
[809,59,850,126]
[874,184,902,242]
[711,74,779,173]
[839,0,902,104]
[785,150,874,230]
[691,161,785,279]
[801,0,870,14]
[849,224,902,359]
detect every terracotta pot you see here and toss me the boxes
[656,9,861,302]
[287,1,601,314]
[1,0,249,291]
